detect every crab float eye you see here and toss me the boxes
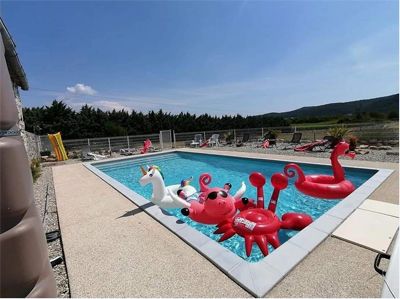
[207,190,228,200]
[220,191,228,198]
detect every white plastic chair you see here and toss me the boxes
[190,134,203,147]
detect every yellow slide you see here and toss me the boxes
[48,132,68,161]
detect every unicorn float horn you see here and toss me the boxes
[140,165,147,176]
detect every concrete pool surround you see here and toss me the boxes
[84,149,393,297]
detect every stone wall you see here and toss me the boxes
[13,84,40,161]
[21,130,40,161]
[14,85,25,131]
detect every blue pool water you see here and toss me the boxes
[95,152,376,262]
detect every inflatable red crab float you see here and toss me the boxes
[168,173,255,225]
[214,172,313,257]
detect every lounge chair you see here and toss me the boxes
[208,134,220,147]
[236,133,250,147]
[81,146,107,161]
[190,134,203,147]
[87,152,107,160]
[81,147,93,161]
[280,132,302,150]
[315,136,335,151]
[294,136,335,152]
[120,148,137,156]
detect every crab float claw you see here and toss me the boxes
[214,172,313,257]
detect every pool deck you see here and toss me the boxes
[53,149,399,297]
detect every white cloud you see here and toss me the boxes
[66,83,97,95]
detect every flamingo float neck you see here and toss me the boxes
[330,142,355,182]
[330,154,345,182]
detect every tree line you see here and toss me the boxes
[22,100,291,139]
[23,100,398,140]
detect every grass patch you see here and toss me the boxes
[31,158,41,183]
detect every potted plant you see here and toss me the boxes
[328,127,351,148]
[348,135,358,151]
[267,130,279,146]
[224,131,234,145]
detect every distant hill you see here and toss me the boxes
[262,94,399,118]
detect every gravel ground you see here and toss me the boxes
[33,165,70,298]
[205,144,399,163]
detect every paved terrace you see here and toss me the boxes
[53,149,399,297]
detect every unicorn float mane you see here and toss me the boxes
[140,164,164,179]
[148,165,164,179]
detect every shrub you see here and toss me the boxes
[31,158,41,183]
[270,130,279,139]
[224,131,234,144]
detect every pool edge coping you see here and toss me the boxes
[84,150,394,297]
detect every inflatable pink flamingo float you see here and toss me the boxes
[284,141,356,199]
[214,172,313,257]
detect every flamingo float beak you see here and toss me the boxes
[140,165,147,176]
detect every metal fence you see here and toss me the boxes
[39,121,399,155]
[40,133,162,154]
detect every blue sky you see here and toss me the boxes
[1,0,398,115]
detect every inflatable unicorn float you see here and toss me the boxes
[139,165,247,210]
[139,165,197,209]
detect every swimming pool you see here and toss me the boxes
[86,150,391,297]
[94,151,375,262]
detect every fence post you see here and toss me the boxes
[87,138,91,151]
[313,130,316,141]
[261,127,264,138]
[203,131,206,141]
[127,136,130,149]
[159,131,163,150]
[35,134,41,158]
[108,138,111,152]
[172,130,176,148]
[233,129,236,143]
[294,126,297,133]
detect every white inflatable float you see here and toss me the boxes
[139,165,197,209]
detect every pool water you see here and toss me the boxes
[95,152,376,262]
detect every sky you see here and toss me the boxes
[1,0,398,116]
